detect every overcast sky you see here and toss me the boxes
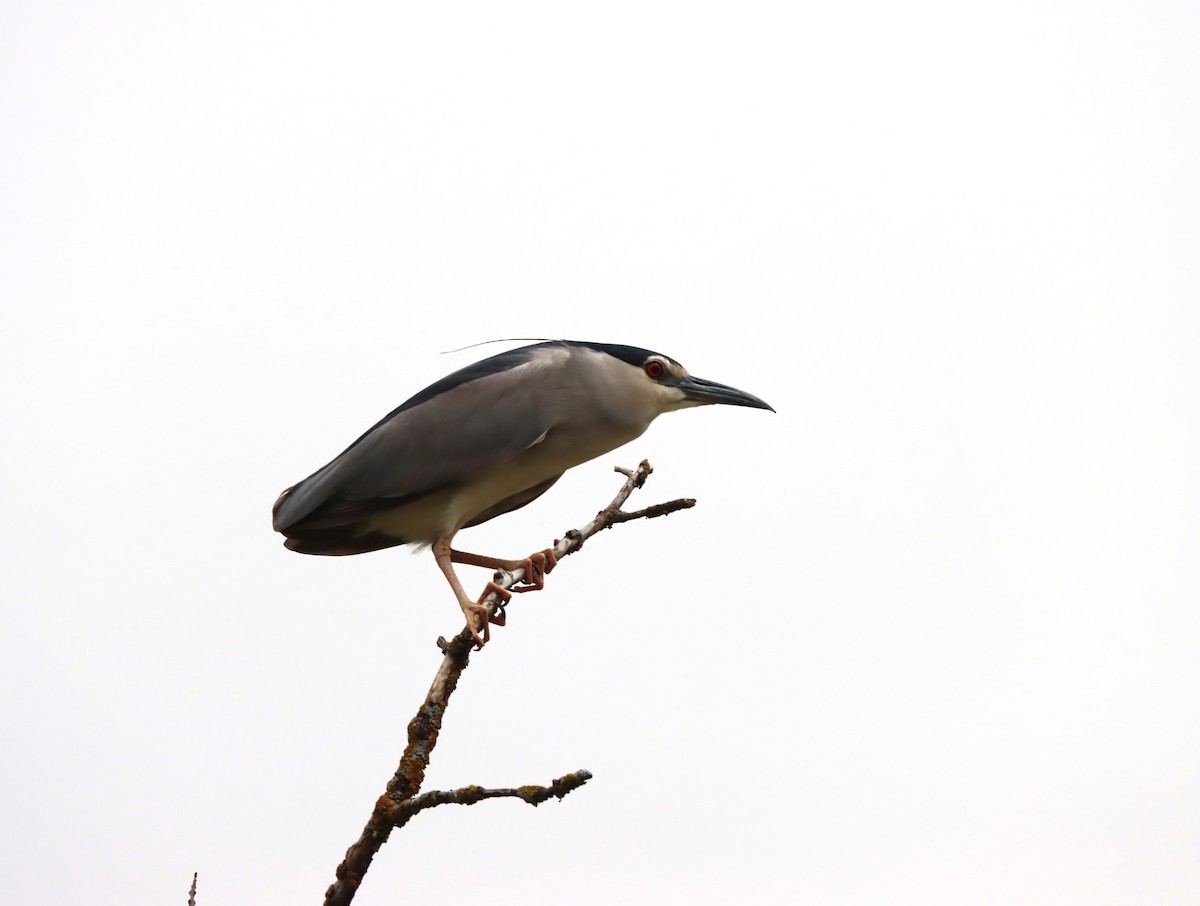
[3,3,1198,904]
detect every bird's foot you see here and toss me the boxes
[510,548,558,594]
[462,582,512,649]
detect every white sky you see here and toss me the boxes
[3,2,1198,904]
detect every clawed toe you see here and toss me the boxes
[511,548,557,593]
[462,602,491,648]
[462,582,511,648]
[447,545,559,647]
[480,581,511,625]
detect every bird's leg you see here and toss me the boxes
[450,547,558,593]
[432,537,510,648]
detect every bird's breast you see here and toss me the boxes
[446,426,630,530]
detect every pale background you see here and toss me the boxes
[3,3,1198,904]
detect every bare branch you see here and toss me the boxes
[606,498,695,524]
[322,631,471,906]
[395,770,593,824]
[477,459,665,599]
[322,461,684,906]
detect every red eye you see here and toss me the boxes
[644,360,665,380]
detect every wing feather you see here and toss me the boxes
[272,347,569,532]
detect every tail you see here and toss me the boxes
[272,484,410,556]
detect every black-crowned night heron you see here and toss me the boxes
[273,340,773,645]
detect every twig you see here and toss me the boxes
[322,461,688,906]
[479,460,689,595]
[607,498,696,524]
[395,770,594,824]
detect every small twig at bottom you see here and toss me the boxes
[396,770,593,824]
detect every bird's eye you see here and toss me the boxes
[644,360,666,380]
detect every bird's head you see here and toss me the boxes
[569,341,775,424]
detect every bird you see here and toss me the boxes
[273,339,773,645]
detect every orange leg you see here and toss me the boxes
[450,547,558,592]
[432,537,511,648]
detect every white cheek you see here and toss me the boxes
[653,384,694,413]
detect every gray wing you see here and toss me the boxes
[272,349,567,533]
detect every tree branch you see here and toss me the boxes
[606,498,696,524]
[396,770,594,824]
[322,460,687,906]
